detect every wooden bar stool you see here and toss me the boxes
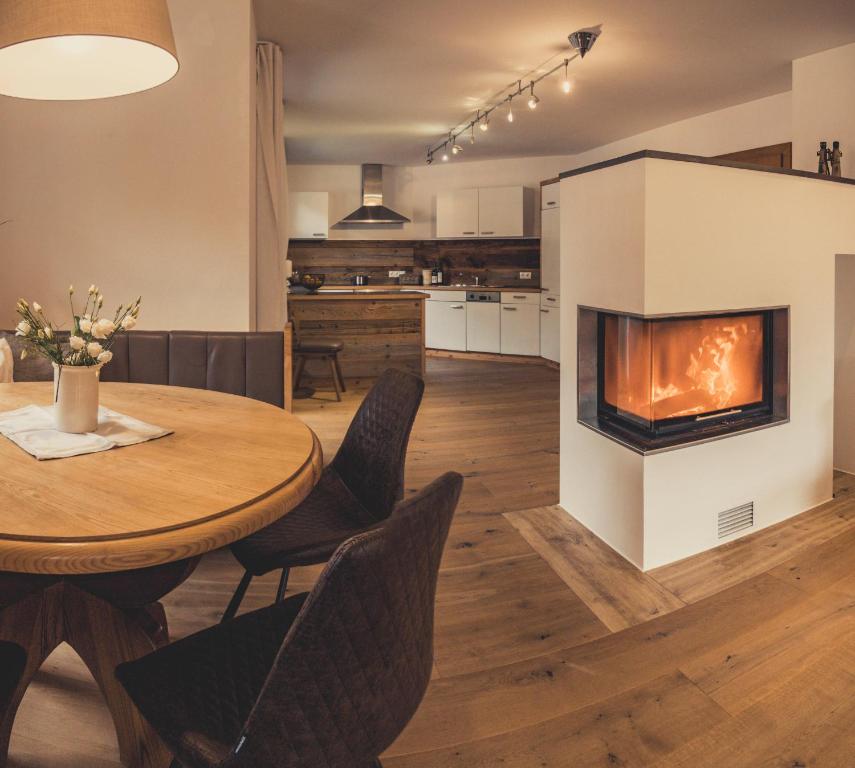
[293,340,346,401]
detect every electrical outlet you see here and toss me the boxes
[388,270,405,278]
[519,271,532,280]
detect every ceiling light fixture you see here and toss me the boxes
[0,0,179,100]
[527,82,540,110]
[425,27,599,163]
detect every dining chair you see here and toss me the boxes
[0,641,27,723]
[115,471,463,768]
[222,367,425,622]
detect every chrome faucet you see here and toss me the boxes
[474,276,481,286]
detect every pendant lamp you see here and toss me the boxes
[0,0,178,100]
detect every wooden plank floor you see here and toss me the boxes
[10,358,855,767]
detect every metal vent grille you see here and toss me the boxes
[718,502,754,539]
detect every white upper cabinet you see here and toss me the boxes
[436,189,479,238]
[478,186,524,237]
[436,185,525,238]
[289,191,329,239]
[541,181,559,210]
[540,206,560,296]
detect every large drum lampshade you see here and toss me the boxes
[0,0,179,100]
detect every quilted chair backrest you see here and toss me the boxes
[234,471,463,768]
[331,368,425,522]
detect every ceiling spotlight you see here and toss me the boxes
[568,29,599,59]
[441,152,449,162]
[427,152,433,165]
[562,59,572,93]
[507,97,514,123]
[470,124,476,144]
[452,142,463,155]
[480,118,489,132]
[527,82,539,110]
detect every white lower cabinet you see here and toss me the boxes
[500,304,539,356]
[426,299,467,351]
[466,303,501,353]
[540,306,560,362]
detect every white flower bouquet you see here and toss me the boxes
[15,284,141,367]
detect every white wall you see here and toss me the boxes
[560,157,855,569]
[793,43,855,175]
[288,91,793,243]
[0,0,257,331]
[568,92,792,170]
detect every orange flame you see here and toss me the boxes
[604,314,764,425]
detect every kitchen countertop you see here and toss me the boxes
[289,289,426,300]
[307,285,543,294]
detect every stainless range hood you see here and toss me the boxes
[337,164,410,225]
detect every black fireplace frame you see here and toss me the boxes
[578,305,790,454]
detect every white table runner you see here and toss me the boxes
[0,405,172,460]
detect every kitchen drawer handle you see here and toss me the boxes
[503,306,517,311]
[540,309,549,313]
[313,233,325,237]
[512,295,527,299]
[451,305,464,309]
[481,231,495,235]
[462,231,475,235]
[546,297,556,302]
[546,201,556,206]
[542,287,550,292]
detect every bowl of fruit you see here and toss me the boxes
[299,274,326,293]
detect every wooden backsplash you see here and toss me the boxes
[288,238,541,287]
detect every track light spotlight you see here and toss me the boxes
[527,82,539,109]
[507,96,514,123]
[480,118,489,132]
[562,59,572,93]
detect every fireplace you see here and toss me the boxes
[578,307,789,453]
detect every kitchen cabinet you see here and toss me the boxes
[436,185,525,238]
[426,295,467,350]
[541,206,560,297]
[500,303,539,356]
[540,305,560,363]
[466,302,501,353]
[478,186,524,237]
[289,191,329,239]
[436,189,479,238]
[541,182,559,210]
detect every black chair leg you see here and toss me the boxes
[222,571,253,623]
[276,568,290,603]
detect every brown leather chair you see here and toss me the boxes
[116,471,463,768]
[0,330,286,408]
[223,368,425,621]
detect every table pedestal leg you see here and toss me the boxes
[0,581,172,768]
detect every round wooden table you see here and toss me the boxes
[0,382,322,768]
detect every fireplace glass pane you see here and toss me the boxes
[603,313,765,428]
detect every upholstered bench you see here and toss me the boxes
[0,330,289,409]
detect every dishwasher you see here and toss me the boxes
[466,290,501,353]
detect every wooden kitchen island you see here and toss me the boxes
[288,290,426,386]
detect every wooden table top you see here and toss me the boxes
[0,383,322,575]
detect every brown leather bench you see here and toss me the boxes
[1,330,288,409]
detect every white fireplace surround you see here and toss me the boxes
[558,153,855,570]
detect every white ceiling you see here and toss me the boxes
[254,0,855,166]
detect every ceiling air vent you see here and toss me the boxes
[718,502,754,539]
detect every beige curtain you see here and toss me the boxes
[255,42,289,330]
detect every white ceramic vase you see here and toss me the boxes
[52,363,103,434]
